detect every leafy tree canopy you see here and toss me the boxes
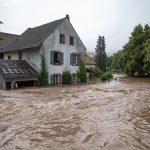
[118,24,150,76]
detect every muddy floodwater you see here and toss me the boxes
[0,75,150,150]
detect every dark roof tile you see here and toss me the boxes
[0,32,19,50]
[2,18,65,52]
[0,60,39,79]
[85,54,96,65]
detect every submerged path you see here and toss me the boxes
[0,76,150,150]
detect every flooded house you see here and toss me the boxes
[0,15,86,89]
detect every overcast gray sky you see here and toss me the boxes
[0,0,150,55]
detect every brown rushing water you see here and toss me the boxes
[0,75,150,150]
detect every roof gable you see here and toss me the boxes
[2,17,66,52]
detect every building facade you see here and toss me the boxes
[0,15,86,89]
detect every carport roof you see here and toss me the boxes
[0,60,39,79]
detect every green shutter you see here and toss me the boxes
[50,51,54,64]
[70,53,73,65]
[51,75,54,85]
[60,52,64,65]
[77,54,81,65]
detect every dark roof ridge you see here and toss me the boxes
[2,17,66,52]
[28,17,66,30]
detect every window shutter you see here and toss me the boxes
[77,54,81,65]
[60,52,64,65]
[51,75,54,85]
[50,51,54,64]
[70,53,73,65]
[59,74,62,84]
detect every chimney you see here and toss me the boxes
[66,14,70,21]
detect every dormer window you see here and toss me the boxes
[59,34,65,44]
[69,36,74,45]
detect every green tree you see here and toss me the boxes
[78,60,87,83]
[120,24,150,76]
[95,36,107,71]
[106,55,113,68]
[101,71,113,81]
[111,51,122,70]
[143,39,150,74]
[62,70,72,84]
[39,55,49,86]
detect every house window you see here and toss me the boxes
[50,51,63,65]
[19,51,23,60]
[72,73,77,83]
[59,34,65,44]
[0,53,4,59]
[72,54,77,65]
[70,53,80,65]
[51,74,61,85]
[8,55,11,60]
[69,36,74,45]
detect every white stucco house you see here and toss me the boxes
[0,15,86,89]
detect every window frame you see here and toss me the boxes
[59,34,65,44]
[70,53,80,66]
[51,74,61,85]
[72,53,78,65]
[8,55,11,60]
[19,51,23,60]
[0,53,4,59]
[50,51,63,65]
[69,36,75,46]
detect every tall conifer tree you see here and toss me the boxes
[95,36,107,71]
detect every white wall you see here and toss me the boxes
[3,49,41,72]
[4,51,19,60]
[23,48,42,72]
[42,19,86,84]
[86,64,96,68]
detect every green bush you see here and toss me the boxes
[101,71,113,81]
[93,67,103,78]
[79,60,87,83]
[88,67,103,81]
[39,55,49,86]
[62,70,72,84]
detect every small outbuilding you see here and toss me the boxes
[85,54,96,69]
[0,60,39,90]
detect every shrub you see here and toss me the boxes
[39,55,49,86]
[101,71,113,81]
[79,60,87,83]
[93,67,103,78]
[62,70,72,84]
